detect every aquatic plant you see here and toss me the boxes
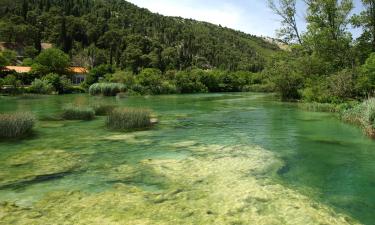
[341,98,375,138]
[89,83,126,96]
[299,102,340,113]
[62,105,95,120]
[106,108,152,130]
[0,112,35,138]
[92,103,116,116]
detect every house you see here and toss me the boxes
[70,67,89,84]
[1,66,89,84]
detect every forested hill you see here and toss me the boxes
[0,0,280,72]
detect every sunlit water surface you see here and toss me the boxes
[0,93,374,224]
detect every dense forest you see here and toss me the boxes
[0,0,279,72]
[266,0,375,103]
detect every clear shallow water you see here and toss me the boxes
[0,93,374,224]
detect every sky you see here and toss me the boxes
[127,0,365,38]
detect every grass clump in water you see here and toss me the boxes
[106,108,152,130]
[62,105,95,121]
[0,112,35,138]
[341,98,375,138]
[299,102,340,113]
[92,103,116,116]
[89,83,126,96]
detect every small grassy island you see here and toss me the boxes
[0,0,375,225]
[0,112,35,139]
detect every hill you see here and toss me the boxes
[0,0,280,72]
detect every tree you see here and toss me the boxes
[358,52,375,95]
[264,53,303,100]
[99,30,122,65]
[303,0,354,70]
[268,0,303,44]
[32,48,70,75]
[0,53,9,67]
[1,50,17,65]
[352,0,375,62]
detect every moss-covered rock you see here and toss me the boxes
[0,145,360,225]
[0,149,83,189]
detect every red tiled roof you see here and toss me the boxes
[1,66,88,74]
[69,67,88,74]
[4,66,31,73]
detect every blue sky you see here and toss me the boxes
[127,0,365,38]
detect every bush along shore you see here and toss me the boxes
[341,99,375,138]
[0,112,35,139]
[301,99,375,139]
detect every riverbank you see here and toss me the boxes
[299,100,375,139]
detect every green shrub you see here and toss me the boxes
[89,83,126,96]
[29,79,54,94]
[341,98,375,138]
[106,108,152,130]
[0,112,35,138]
[92,103,116,116]
[62,105,95,120]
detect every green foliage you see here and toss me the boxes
[84,64,114,86]
[359,53,375,95]
[2,75,22,94]
[175,71,208,94]
[264,54,303,101]
[0,112,35,138]
[24,46,38,59]
[328,69,355,99]
[342,98,375,137]
[32,48,70,76]
[0,52,9,67]
[62,105,95,121]
[1,50,17,65]
[106,108,152,130]
[29,79,54,94]
[89,83,126,96]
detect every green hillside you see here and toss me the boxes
[0,0,280,72]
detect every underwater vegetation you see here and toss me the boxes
[0,112,35,139]
[61,104,95,121]
[0,149,84,189]
[106,108,152,130]
[0,144,360,225]
[89,83,126,96]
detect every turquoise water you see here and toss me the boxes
[0,93,374,224]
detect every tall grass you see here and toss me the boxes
[299,102,341,113]
[341,98,375,138]
[106,108,152,130]
[92,103,116,116]
[0,112,35,138]
[89,83,126,96]
[62,105,95,120]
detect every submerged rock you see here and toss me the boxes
[103,131,154,144]
[0,145,360,225]
[0,149,83,189]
